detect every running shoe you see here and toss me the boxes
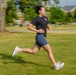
[54,61,64,70]
[12,46,21,57]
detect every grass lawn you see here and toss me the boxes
[6,24,76,30]
[0,32,76,75]
[52,24,76,30]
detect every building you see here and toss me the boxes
[61,5,76,13]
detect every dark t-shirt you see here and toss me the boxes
[31,16,49,37]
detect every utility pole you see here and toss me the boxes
[0,0,8,32]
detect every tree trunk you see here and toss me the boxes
[0,0,7,32]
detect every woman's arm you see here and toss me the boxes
[27,24,44,33]
[47,24,52,30]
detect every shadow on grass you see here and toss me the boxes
[0,53,53,69]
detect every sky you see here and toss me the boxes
[51,0,76,7]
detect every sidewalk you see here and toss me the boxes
[9,30,76,33]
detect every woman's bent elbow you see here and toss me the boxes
[27,27,29,30]
[27,26,31,30]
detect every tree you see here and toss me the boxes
[19,0,39,21]
[43,0,60,5]
[64,12,73,24]
[5,0,18,26]
[20,0,39,8]
[50,6,65,24]
[0,0,8,32]
[53,0,60,4]
[73,11,76,21]
[23,7,37,21]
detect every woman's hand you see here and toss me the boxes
[37,28,44,33]
[47,24,52,30]
[48,26,52,30]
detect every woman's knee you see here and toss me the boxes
[32,44,40,54]
[32,49,38,54]
[32,51,37,54]
[48,50,52,54]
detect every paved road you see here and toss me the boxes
[9,30,76,33]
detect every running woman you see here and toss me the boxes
[12,6,64,70]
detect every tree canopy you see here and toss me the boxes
[5,0,18,25]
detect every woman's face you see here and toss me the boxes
[39,7,46,16]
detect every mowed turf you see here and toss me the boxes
[0,32,76,75]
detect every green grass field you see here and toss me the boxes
[0,31,76,75]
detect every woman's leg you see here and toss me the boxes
[12,44,41,57]
[43,44,57,65]
[21,44,41,54]
[43,44,64,70]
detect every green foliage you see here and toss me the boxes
[50,6,65,24]
[20,0,39,6]
[49,6,74,24]
[23,7,37,21]
[5,0,18,25]
[64,12,73,24]
[19,0,39,21]
[73,11,76,21]
[19,0,39,12]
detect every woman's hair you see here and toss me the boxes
[35,6,44,14]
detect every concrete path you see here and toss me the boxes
[9,30,76,33]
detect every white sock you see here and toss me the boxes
[19,48,22,52]
[54,63,58,67]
